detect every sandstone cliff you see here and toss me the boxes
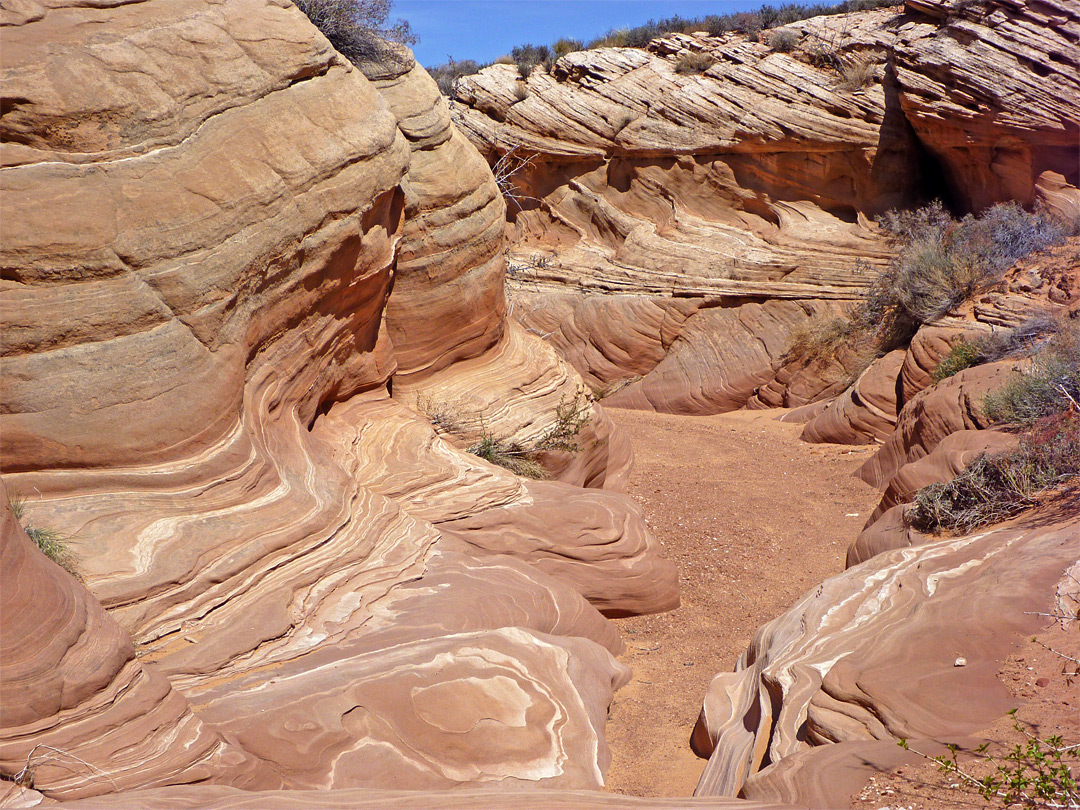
[0,0,677,801]
[451,0,1079,415]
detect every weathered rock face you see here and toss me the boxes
[452,1,1079,415]
[0,0,677,801]
[0,479,275,799]
[692,506,1079,803]
[894,0,1080,217]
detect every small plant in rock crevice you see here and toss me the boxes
[7,493,81,579]
[417,390,594,479]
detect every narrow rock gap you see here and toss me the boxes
[601,406,881,797]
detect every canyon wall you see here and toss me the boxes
[0,0,677,802]
[451,0,1080,414]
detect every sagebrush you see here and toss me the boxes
[293,0,415,65]
[858,201,1066,348]
[906,412,1080,533]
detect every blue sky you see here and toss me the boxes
[396,1,761,66]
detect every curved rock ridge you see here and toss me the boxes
[0,480,275,800]
[48,787,792,810]
[692,506,1079,803]
[0,1,678,801]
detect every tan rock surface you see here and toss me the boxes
[894,0,1080,216]
[799,349,905,445]
[0,0,676,800]
[693,506,1079,801]
[856,359,1017,488]
[0,480,273,800]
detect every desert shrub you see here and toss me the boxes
[8,494,80,578]
[859,202,1068,348]
[836,53,875,90]
[468,434,549,479]
[899,713,1080,808]
[784,314,857,361]
[421,391,592,479]
[494,54,515,65]
[552,38,584,58]
[983,320,1080,425]
[769,28,800,51]
[931,315,1060,381]
[511,83,529,102]
[293,0,415,65]
[428,57,484,96]
[932,337,985,381]
[675,51,717,74]
[906,411,1080,533]
[512,42,552,76]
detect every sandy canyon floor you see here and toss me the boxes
[602,407,882,797]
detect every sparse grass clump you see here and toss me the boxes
[293,0,415,66]
[675,51,716,74]
[8,494,80,578]
[906,411,1080,533]
[418,391,593,479]
[983,321,1080,426]
[784,314,859,362]
[468,434,549,479]
[836,54,875,90]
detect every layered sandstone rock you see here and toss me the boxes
[451,10,915,413]
[0,0,677,802]
[894,0,1080,217]
[451,1,1079,416]
[692,506,1079,803]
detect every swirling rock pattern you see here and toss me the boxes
[693,507,1080,801]
[799,349,905,445]
[0,480,274,800]
[0,0,677,802]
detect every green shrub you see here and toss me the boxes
[906,412,1080,533]
[931,316,1062,382]
[552,38,584,57]
[8,494,81,578]
[932,338,986,381]
[983,321,1080,425]
[428,57,485,96]
[293,0,416,65]
[900,712,1079,808]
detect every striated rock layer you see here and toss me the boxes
[692,507,1079,804]
[0,0,677,802]
[452,0,1079,415]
